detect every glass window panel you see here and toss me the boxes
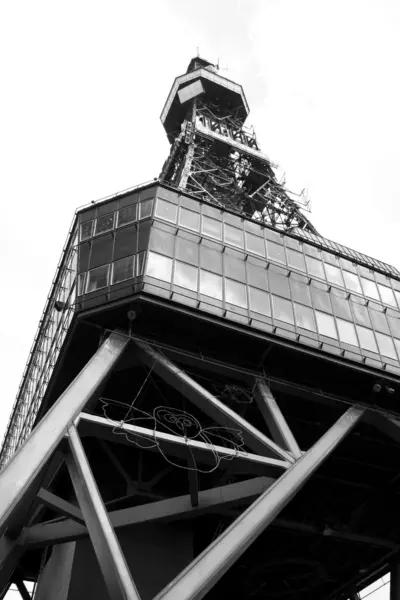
[136,251,145,276]
[179,208,200,232]
[378,284,397,307]
[249,287,271,316]
[149,228,174,256]
[139,199,153,220]
[369,308,390,334]
[395,290,400,307]
[325,263,344,287]
[176,238,199,265]
[224,224,244,248]
[247,264,268,291]
[290,279,311,305]
[224,256,246,281]
[200,270,222,300]
[304,243,320,258]
[376,332,397,359]
[245,232,265,257]
[174,261,198,291]
[343,271,362,293]
[266,241,286,264]
[112,255,135,284]
[388,315,400,339]
[265,228,282,243]
[80,220,93,241]
[356,325,378,353]
[315,311,338,339]
[225,279,247,308]
[294,303,316,331]
[287,249,306,271]
[269,271,290,299]
[202,216,222,240]
[311,288,332,313]
[95,213,114,235]
[361,277,380,300]
[155,198,176,223]
[331,295,352,320]
[352,302,371,327]
[86,264,110,293]
[117,204,137,227]
[272,295,294,324]
[146,252,173,282]
[200,246,223,273]
[337,319,358,346]
[306,256,325,279]
[340,257,357,274]
[77,272,86,295]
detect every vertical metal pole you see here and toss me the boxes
[392,559,400,600]
[155,406,364,600]
[66,424,141,600]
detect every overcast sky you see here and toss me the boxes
[1,1,399,597]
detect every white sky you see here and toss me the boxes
[1,1,399,598]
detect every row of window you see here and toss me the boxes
[145,251,400,362]
[78,253,145,295]
[80,199,154,241]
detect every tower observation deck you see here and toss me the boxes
[1,58,400,600]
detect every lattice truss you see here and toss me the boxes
[160,100,317,233]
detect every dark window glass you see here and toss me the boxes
[86,264,110,293]
[369,308,390,334]
[387,315,400,339]
[224,224,244,248]
[174,261,198,291]
[90,234,113,269]
[112,255,135,284]
[176,238,199,265]
[155,198,177,223]
[324,263,344,287]
[290,279,311,305]
[287,249,306,271]
[146,252,173,282]
[249,287,271,316]
[179,208,200,232]
[95,213,114,235]
[200,246,223,274]
[80,220,93,241]
[77,273,86,295]
[269,271,290,299]
[331,294,352,320]
[306,256,325,279]
[311,288,332,313]
[337,319,358,346]
[245,232,265,257]
[315,311,337,339]
[378,284,396,307]
[361,277,380,300]
[139,199,154,220]
[266,241,286,264]
[352,302,371,327]
[117,205,137,227]
[199,270,222,300]
[224,256,246,281]
[114,225,137,260]
[294,303,315,331]
[202,216,222,240]
[247,264,268,291]
[149,229,174,256]
[272,295,294,324]
[343,271,362,293]
[136,251,145,276]
[356,325,378,352]
[376,332,397,359]
[225,279,247,308]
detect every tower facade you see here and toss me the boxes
[1,58,400,600]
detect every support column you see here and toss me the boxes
[391,559,400,600]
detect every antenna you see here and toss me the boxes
[196,46,200,58]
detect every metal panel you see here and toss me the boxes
[178,80,204,104]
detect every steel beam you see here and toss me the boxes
[14,579,31,600]
[254,379,302,458]
[66,424,140,600]
[37,488,85,525]
[24,477,273,547]
[0,330,128,535]
[154,405,364,600]
[0,536,23,598]
[133,339,294,462]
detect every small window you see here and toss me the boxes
[378,284,397,308]
[269,271,290,299]
[324,263,344,287]
[179,208,200,232]
[356,325,378,353]
[146,252,173,282]
[224,224,244,248]
[149,229,174,257]
[86,264,110,293]
[249,287,271,316]
[343,271,362,294]
[311,288,332,313]
[202,216,222,240]
[352,302,370,327]
[315,311,337,339]
[331,295,352,320]
[139,199,154,220]
[247,264,268,291]
[361,277,380,300]
[174,261,198,291]
[200,270,222,300]
[117,205,137,227]
[155,198,176,223]
[337,319,358,346]
[369,308,390,334]
[112,255,135,284]
[287,249,306,271]
[272,295,294,325]
[200,246,223,274]
[95,213,114,235]
[80,220,94,241]
[266,241,286,264]
[376,332,397,359]
[225,279,247,308]
[176,238,199,265]
[245,232,265,257]
[294,303,315,331]
[306,256,325,279]
[290,279,312,306]
[224,256,246,281]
